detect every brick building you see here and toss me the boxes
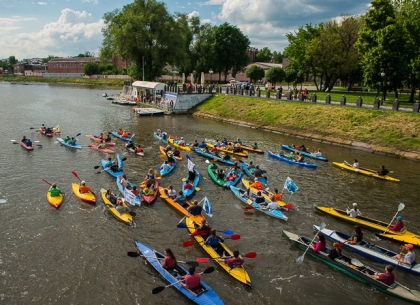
[14,59,47,75]
[47,57,100,74]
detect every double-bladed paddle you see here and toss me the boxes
[126,252,198,267]
[295,222,326,264]
[383,203,405,234]
[195,252,257,263]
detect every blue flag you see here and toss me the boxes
[203,196,213,217]
[284,177,298,194]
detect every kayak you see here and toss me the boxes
[228,141,264,154]
[47,186,64,208]
[205,139,248,158]
[313,225,420,276]
[191,147,235,165]
[153,131,168,144]
[134,240,225,305]
[37,128,53,137]
[224,167,243,188]
[281,144,328,161]
[89,135,115,147]
[116,178,141,206]
[168,137,191,151]
[140,178,159,205]
[159,145,182,161]
[100,189,133,225]
[158,157,177,176]
[230,186,288,221]
[20,141,34,150]
[71,182,96,204]
[282,229,420,304]
[182,169,200,197]
[268,151,317,168]
[241,178,291,210]
[158,187,205,224]
[314,205,420,246]
[238,160,268,185]
[207,163,226,186]
[110,131,133,142]
[185,217,252,287]
[57,138,81,149]
[101,154,124,178]
[333,161,400,182]
[88,144,115,154]
[125,144,144,156]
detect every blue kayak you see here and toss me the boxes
[57,137,81,149]
[182,169,200,197]
[134,240,224,305]
[153,131,168,144]
[268,151,317,168]
[281,144,328,162]
[116,177,141,206]
[238,161,268,185]
[101,153,124,178]
[110,131,133,142]
[230,186,288,221]
[192,147,235,165]
[158,157,177,176]
[224,167,243,188]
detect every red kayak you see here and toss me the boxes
[37,128,53,137]
[90,135,115,147]
[140,178,159,205]
[20,141,34,150]
[88,144,115,154]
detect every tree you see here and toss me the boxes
[42,55,56,63]
[272,51,283,64]
[284,68,298,87]
[256,47,272,62]
[211,23,250,82]
[84,62,99,76]
[8,56,17,73]
[265,67,285,85]
[245,65,265,82]
[99,0,189,81]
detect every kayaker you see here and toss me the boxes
[180,266,200,290]
[187,200,203,216]
[25,139,33,147]
[251,178,263,190]
[270,188,282,201]
[365,265,395,285]
[394,244,416,266]
[162,132,167,140]
[68,137,77,145]
[79,181,94,195]
[142,182,154,196]
[226,169,238,182]
[173,148,181,157]
[190,219,211,239]
[120,174,129,189]
[122,130,129,138]
[21,136,27,143]
[198,141,207,148]
[298,144,307,152]
[166,152,176,165]
[162,248,177,271]
[352,159,359,169]
[110,161,119,172]
[347,225,363,244]
[295,154,305,162]
[63,135,71,143]
[216,168,225,180]
[126,141,135,150]
[174,191,187,207]
[167,185,177,199]
[312,234,326,253]
[130,186,140,197]
[48,184,62,197]
[252,165,266,178]
[205,229,225,255]
[233,142,242,152]
[178,137,185,146]
[118,129,123,135]
[184,180,193,191]
[313,149,322,157]
[254,191,265,204]
[160,161,171,173]
[165,145,172,153]
[252,143,258,149]
[116,200,130,214]
[97,140,107,149]
[328,242,342,260]
[378,165,389,176]
[105,134,112,142]
[192,140,199,147]
[222,154,231,161]
[388,216,405,232]
[103,157,113,169]
[106,189,119,206]
[236,138,243,145]
[222,138,228,145]
[145,168,156,184]
[135,146,143,154]
[262,201,279,210]
[219,250,244,268]
[40,124,46,131]
[187,168,196,182]
[346,203,362,218]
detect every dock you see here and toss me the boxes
[133,107,165,116]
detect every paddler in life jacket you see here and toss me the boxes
[122,130,129,138]
[118,129,123,136]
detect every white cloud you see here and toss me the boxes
[201,18,212,24]
[38,2,47,5]
[198,0,227,6]
[82,0,99,3]
[0,8,104,59]
[188,10,200,18]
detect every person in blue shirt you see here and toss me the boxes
[174,191,187,207]
[222,138,228,145]
[25,139,33,147]
[198,141,207,148]
[68,137,77,145]
[103,157,113,168]
[205,229,224,255]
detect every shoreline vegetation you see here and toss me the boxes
[2,76,419,160]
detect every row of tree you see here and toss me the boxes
[284,0,420,101]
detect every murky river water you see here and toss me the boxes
[0,82,419,305]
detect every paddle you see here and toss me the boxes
[71,171,81,182]
[126,252,199,266]
[151,267,215,294]
[176,223,234,235]
[41,178,52,186]
[196,252,257,263]
[295,222,326,264]
[383,203,405,234]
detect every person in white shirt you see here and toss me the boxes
[167,185,177,199]
[346,202,362,218]
[394,244,416,266]
[263,201,279,210]
[353,159,359,169]
[313,149,322,157]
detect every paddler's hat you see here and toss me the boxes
[405,244,413,250]
[352,203,357,207]
[397,216,402,221]
[81,181,86,185]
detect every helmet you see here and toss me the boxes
[181,137,184,140]
[81,180,86,185]
[396,216,402,221]
[352,203,357,207]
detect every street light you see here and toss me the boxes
[381,71,386,105]
[209,69,213,84]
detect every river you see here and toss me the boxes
[0,82,418,305]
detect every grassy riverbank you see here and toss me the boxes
[0,75,126,86]
[192,95,420,156]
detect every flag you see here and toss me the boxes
[284,177,298,194]
[203,196,213,217]
[124,189,138,206]
[186,154,195,172]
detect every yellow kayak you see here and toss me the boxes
[333,161,400,182]
[168,137,191,151]
[71,182,96,204]
[185,217,252,287]
[205,139,248,158]
[100,189,133,225]
[314,205,420,246]
[241,178,291,210]
[47,186,64,209]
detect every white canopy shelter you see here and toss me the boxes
[132,81,166,104]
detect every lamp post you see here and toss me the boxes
[209,69,213,84]
[381,71,386,105]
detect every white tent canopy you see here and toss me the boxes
[132,81,166,91]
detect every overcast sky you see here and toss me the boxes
[0,0,372,60]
